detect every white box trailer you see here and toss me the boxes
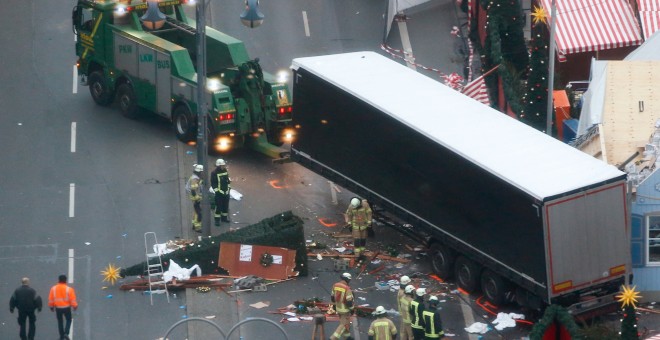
[289,51,630,315]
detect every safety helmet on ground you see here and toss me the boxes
[341,272,352,281]
[216,158,226,166]
[416,287,426,297]
[193,164,204,172]
[374,306,386,316]
[404,285,415,294]
[350,197,361,208]
[400,275,411,285]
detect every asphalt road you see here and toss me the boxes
[0,0,506,339]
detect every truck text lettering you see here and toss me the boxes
[118,45,132,54]
[157,60,170,69]
[140,54,153,62]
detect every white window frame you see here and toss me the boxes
[646,214,660,265]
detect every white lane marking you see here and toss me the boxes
[460,297,480,340]
[68,248,75,339]
[302,11,310,37]
[72,65,78,94]
[71,122,77,153]
[68,249,75,283]
[69,184,75,218]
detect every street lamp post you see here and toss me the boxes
[196,0,211,236]
[545,0,557,136]
[195,0,265,236]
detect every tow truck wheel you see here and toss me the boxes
[173,105,196,142]
[88,71,113,106]
[430,244,455,279]
[481,270,510,306]
[455,256,481,293]
[117,83,140,119]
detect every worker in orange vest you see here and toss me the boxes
[48,275,77,340]
[330,272,355,340]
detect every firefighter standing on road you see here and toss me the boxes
[345,197,372,260]
[368,305,398,340]
[399,284,416,340]
[210,158,231,225]
[330,272,354,340]
[410,287,427,340]
[186,164,204,233]
[422,296,445,339]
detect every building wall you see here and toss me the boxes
[631,170,660,297]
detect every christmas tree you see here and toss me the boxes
[121,211,308,277]
[617,285,641,340]
[521,5,550,132]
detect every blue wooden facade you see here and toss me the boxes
[630,170,660,295]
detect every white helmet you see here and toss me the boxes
[216,158,226,166]
[193,164,204,172]
[400,275,411,285]
[416,287,426,297]
[350,197,361,208]
[341,272,352,281]
[429,295,438,303]
[374,306,386,316]
[404,285,415,294]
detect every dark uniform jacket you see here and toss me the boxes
[211,167,231,194]
[10,286,42,313]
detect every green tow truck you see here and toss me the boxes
[72,0,293,157]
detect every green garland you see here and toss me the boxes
[470,0,528,116]
[529,304,582,339]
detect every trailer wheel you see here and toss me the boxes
[515,287,543,311]
[430,244,455,279]
[481,270,510,306]
[174,105,196,142]
[116,83,140,119]
[455,256,481,293]
[89,71,113,106]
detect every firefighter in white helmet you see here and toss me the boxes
[409,288,427,340]
[345,197,372,260]
[368,305,398,340]
[398,284,416,340]
[185,164,204,233]
[422,296,445,339]
[330,273,354,340]
[210,158,231,226]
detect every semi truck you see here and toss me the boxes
[289,51,630,315]
[72,0,293,156]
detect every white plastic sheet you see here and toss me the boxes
[163,259,201,282]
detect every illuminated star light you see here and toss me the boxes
[101,263,122,286]
[616,285,641,308]
[531,6,548,26]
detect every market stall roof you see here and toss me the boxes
[540,0,643,59]
[625,30,660,60]
[637,0,660,39]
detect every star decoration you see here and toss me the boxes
[531,5,548,26]
[616,285,641,308]
[101,263,122,286]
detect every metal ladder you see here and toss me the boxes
[144,232,170,305]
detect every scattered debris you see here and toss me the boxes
[250,301,271,309]
[465,322,490,334]
[492,312,525,330]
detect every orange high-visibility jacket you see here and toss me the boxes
[48,283,78,309]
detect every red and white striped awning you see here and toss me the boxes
[638,0,660,39]
[540,0,643,59]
